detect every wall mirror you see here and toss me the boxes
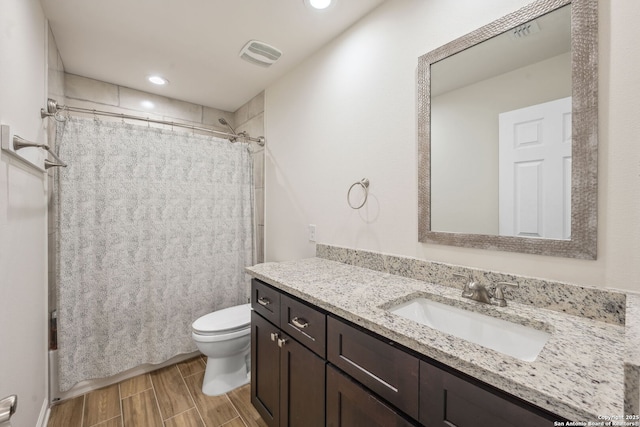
[417,0,598,259]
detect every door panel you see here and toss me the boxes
[499,97,572,238]
[280,334,325,427]
[251,311,280,427]
[327,365,416,427]
[0,160,48,426]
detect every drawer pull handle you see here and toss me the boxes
[340,355,399,393]
[270,332,279,342]
[291,317,309,329]
[277,338,288,348]
[257,297,271,306]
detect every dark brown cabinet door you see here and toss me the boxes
[327,316,419,419]
[279,333,326,427]
[420,361,560,427]
[327,365,418,427]
[252,308,326,427]
[251,311,280,427]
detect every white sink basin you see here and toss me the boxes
[388,297,550,362]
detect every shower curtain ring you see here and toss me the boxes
[54,107,67,123]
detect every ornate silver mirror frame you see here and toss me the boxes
[417,0,598,259]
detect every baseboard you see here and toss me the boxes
[37,398,50,427]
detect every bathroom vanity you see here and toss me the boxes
[250,277,563,426]
[247,250,640,426]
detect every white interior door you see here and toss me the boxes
[499,97,572,239]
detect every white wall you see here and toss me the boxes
[264,0,640,292]
[0,0,49,425]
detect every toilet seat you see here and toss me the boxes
[192,303,251,336]
[190,303,252,396]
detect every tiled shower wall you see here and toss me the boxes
[235,93,265,264]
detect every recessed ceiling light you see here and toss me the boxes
[147,75,168,85]
[305,0,333,10]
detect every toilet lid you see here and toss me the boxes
[192,303,251,334]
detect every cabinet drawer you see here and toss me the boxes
[327,316,419,420]
[251,279,281,327]
[420,361,560,427]
[281,294,326,357]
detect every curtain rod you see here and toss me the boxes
[40,98,265,147]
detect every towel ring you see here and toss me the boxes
[347,178,369,209]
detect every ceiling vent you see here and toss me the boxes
[239,40,282,67]
[509,20,541,39]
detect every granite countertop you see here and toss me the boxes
[246,257,640,423]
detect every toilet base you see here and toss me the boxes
[201,353,250,396]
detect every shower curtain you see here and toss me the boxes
[55,117,254,392]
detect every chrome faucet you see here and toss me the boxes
[466,281,493,304]
[454,274,518,306]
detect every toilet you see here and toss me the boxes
[191,303,251,396]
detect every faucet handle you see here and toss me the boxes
[493,282,518,303]
[454,273,474,298]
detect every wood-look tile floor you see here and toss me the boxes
[48,356,268,427]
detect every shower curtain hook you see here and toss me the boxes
[54,105,67,123]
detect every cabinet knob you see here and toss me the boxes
[270,332,279,342]
[277,338,288,348]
